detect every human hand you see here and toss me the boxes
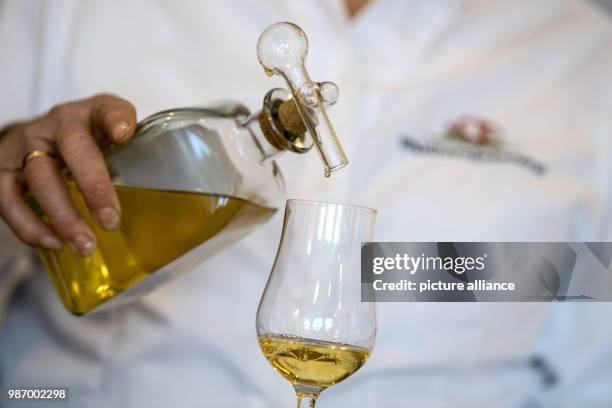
[0,94,137,256]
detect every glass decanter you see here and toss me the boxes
[35,22,348,315]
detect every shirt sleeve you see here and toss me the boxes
[0,0,45,324]
[0,221,38,324]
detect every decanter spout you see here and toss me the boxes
[257,22,348,177]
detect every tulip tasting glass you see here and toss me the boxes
[256,199,377,407]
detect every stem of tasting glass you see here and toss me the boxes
[296,394,317,408]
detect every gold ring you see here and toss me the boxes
[22,150,57,169]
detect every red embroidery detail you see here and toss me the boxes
[449,115,503,145]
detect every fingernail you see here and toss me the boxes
[96,207,121,230]
[113,121,130,141]
[70,234,96,257]
[40,235,63,251]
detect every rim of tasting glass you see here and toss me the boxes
[286,199,377,215]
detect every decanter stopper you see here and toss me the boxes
[257,22,348,176]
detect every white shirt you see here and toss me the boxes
[1,0,612,407]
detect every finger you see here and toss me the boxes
[23,155,97,256]
[90,94,137,144]
[55,119,121,232]
[0,171,63,250]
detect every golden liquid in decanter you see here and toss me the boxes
[37,181,275,315]
[258,334,370,389]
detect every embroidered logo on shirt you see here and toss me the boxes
[400,115,546,175]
